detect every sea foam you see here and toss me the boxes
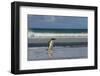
[28,31,87,38]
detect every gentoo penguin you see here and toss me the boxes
[47,38,56,58]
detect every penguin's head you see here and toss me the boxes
[51,38,56,40]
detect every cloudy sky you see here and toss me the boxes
[28,15,88,29]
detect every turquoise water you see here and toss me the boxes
[29,29,87,33]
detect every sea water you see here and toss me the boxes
[28,29,87,38]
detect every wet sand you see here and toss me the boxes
[28,46,87,61]
[28,37,87,43]
[28,37,88,61]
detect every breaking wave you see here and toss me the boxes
[28,31,87,38]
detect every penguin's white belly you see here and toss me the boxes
[49,41,53,47]
[49,41,53,49]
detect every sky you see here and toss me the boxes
[28,15,88,29]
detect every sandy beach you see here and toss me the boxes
[28,35,88,61]
[28,37,87,43]
[28,46,87,61]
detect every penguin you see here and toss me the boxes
[47,38,56,58]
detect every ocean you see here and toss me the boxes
[28,29,87,38]
[29,29,87,33]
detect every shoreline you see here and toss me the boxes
[28,37,87,43]
[28,42,87,47]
